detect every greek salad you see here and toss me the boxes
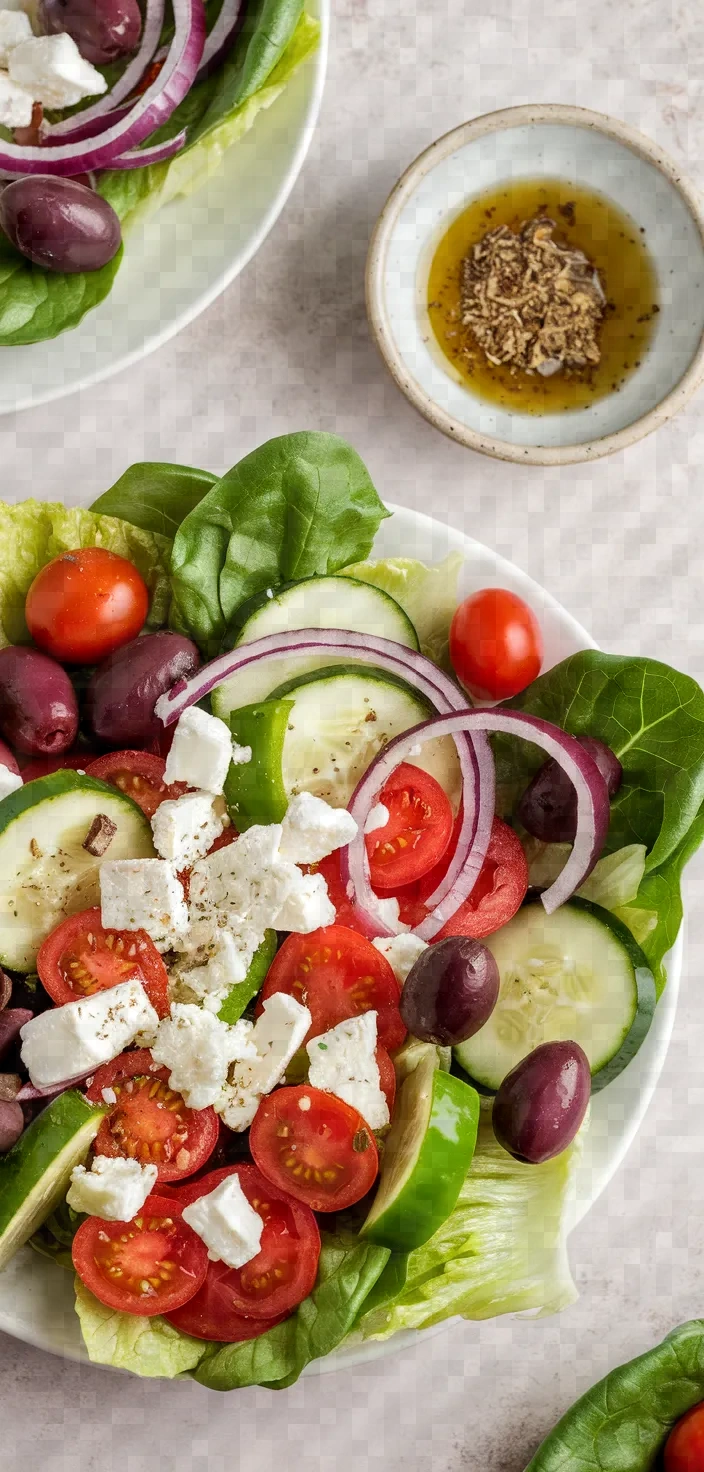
[0,0,319,346]
[0,432,701,1390]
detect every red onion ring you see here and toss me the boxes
[44,0,167,141]
[108,127,188,167]
[16,1068,94,1101]
[196,0,246,80]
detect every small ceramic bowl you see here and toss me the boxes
[366,104,704,465]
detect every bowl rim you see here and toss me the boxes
[366,102,704,466]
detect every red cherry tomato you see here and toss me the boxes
[302,852,360,929]
[250,1085,379,1212]
[258,924,405,1051]
[449,587,543,700]
[85,749,187,818]
[25,547,149,665]
[20,750,96,781]
[167,1275,288,1343]
[398,816,528,938]
[375,1044,396,1118]
[665,1402,704,1472]
[37,907,169,1016]
[169,1164,320,1326]
[365,762,453,892]
[72,1194,208,1316]
[86,1050,219,1182]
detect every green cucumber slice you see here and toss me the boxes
[217,930,277,1024]
[454,898,656,1094]
[361,1053,480,1251]
[0,771,154,971]
[212,575,419,720]
[225,701,294,830]
[0,1090,106,1271]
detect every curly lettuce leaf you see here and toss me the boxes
[75,1278,206,1378]
[0,499,172,645]
[342,553,464,670]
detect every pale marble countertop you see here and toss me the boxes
[3,0,704,1467]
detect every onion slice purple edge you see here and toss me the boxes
[44,0,167,141]
[197,0,246,80]
[16,1068,95,1101]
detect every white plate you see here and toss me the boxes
[0,502,680,1373]
[0,0,328,418]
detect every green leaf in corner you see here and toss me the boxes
[616,801,704,995]
[0,236,123,348]
[190,0,305,144]
[90,463,218,539]
[170,433,391,655]
[75,1277,206,1378]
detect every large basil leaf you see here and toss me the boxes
[525,1320,704,1470]
[90,463,217,539]
[170,432,391,654]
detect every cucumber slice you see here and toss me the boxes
[361,1052,480,1251]
[454,898,656,1094]
[212,575,419,720]
[225,701,294,830]
[0,1089,106,1271]
[217,930,277,1024]
[0,771,154,971]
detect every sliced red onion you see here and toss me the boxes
[44,0,167,140]
[0,0,205,176]
[16,1068,94,1101]
[197,0,246,80]
[108,128,188,168]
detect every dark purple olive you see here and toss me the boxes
[0,647,78,755]
[399,936,500,1046]
[0,740,19,776]
[492,1040,591,1164]
[0,1008,32,1061]
[0,177,122,275]
[517,736,622,843]
[40,0,142,64]
[0,1074,21,1102]
[0,1100,23,1151]
[87,632,200,748]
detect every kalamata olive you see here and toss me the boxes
[0,1008,32,1061]
[87,632,200,748]
[0,647,78,755]
[0,740,19,775]
[399,936,500,1046]
[0,177,122,275]
[0,1100,23,1151]
[492,1040,591,1164]
[0,1074,21,1102]
[40,0,142,64]
[517,736,622,843]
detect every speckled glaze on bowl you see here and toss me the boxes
[366,105,704,465]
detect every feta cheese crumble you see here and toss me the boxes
[100,858,189,952]
[306,1012,389,1130]
[275,869,335,933]
[150,1003,255,1111]
[9,33,107,109]
[182,1174,263,1269]
[230,742,252,766]
[218,993,311,1131]
[0,763,22,800]
[151,791,226,868]
[171,929,256,1014]
[164,707,233,794]
[375,896,410,932]
[373,933,428,983]
[0,8,31,66]
[20,979,159,1087]
[67,1155,158,1221]
[278,792,358,865]
[364,803,389,835]
[0,68,31,126]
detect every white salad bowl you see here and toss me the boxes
[0,0,328,418]
[0,501,681,1375]
[366,105,704,466]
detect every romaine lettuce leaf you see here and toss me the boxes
[526,841,647,911]
[75,1278,206,1378]
[342,552,464,670]
[0,499,172,645]
[358,1104,582,1339]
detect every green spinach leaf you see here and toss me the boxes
[0,235,123,348]
[193,0,304,142]
[618,801,704,994]
[90,462,217,539]
[170,432,391,654]
[193,1232,390,1390]
[525,1320,704,1470]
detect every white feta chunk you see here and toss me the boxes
[275,869,335,934]
[375,896,410,933]
[150,1003,255,1111]
[0,7,31,64]
[307,1011,389,1130]
[217,993,311,1131]
[100,858,189,952]
[20,979,159,1087]
[373,933,428,983]
[151,791,226,868]
[0,763,22,800]
[164,707,233,795]
[230,742,252,766]
[182,1173,263,1269]
[67,1155,157,1221]
[364,803,389,835]
[173,929,256,1014]
[279,792,358,865]
[9,33,107,108]
[0,69,32,126]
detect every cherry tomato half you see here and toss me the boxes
[665,1402,704,1472]
[86,1050,219,1182]
[170,1164,321,1324]
[257,924,405,1051]
[398,817,528,939]
[37,907,169,1016]
[376,1045,396,1118]
[366,762,453,892]
[167,1274,288,1344]
[449,587,543,700]
[25,547,149,665]
[250,1085,379,1212]
[85,749,186,818]
[72,1194,208,1316]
